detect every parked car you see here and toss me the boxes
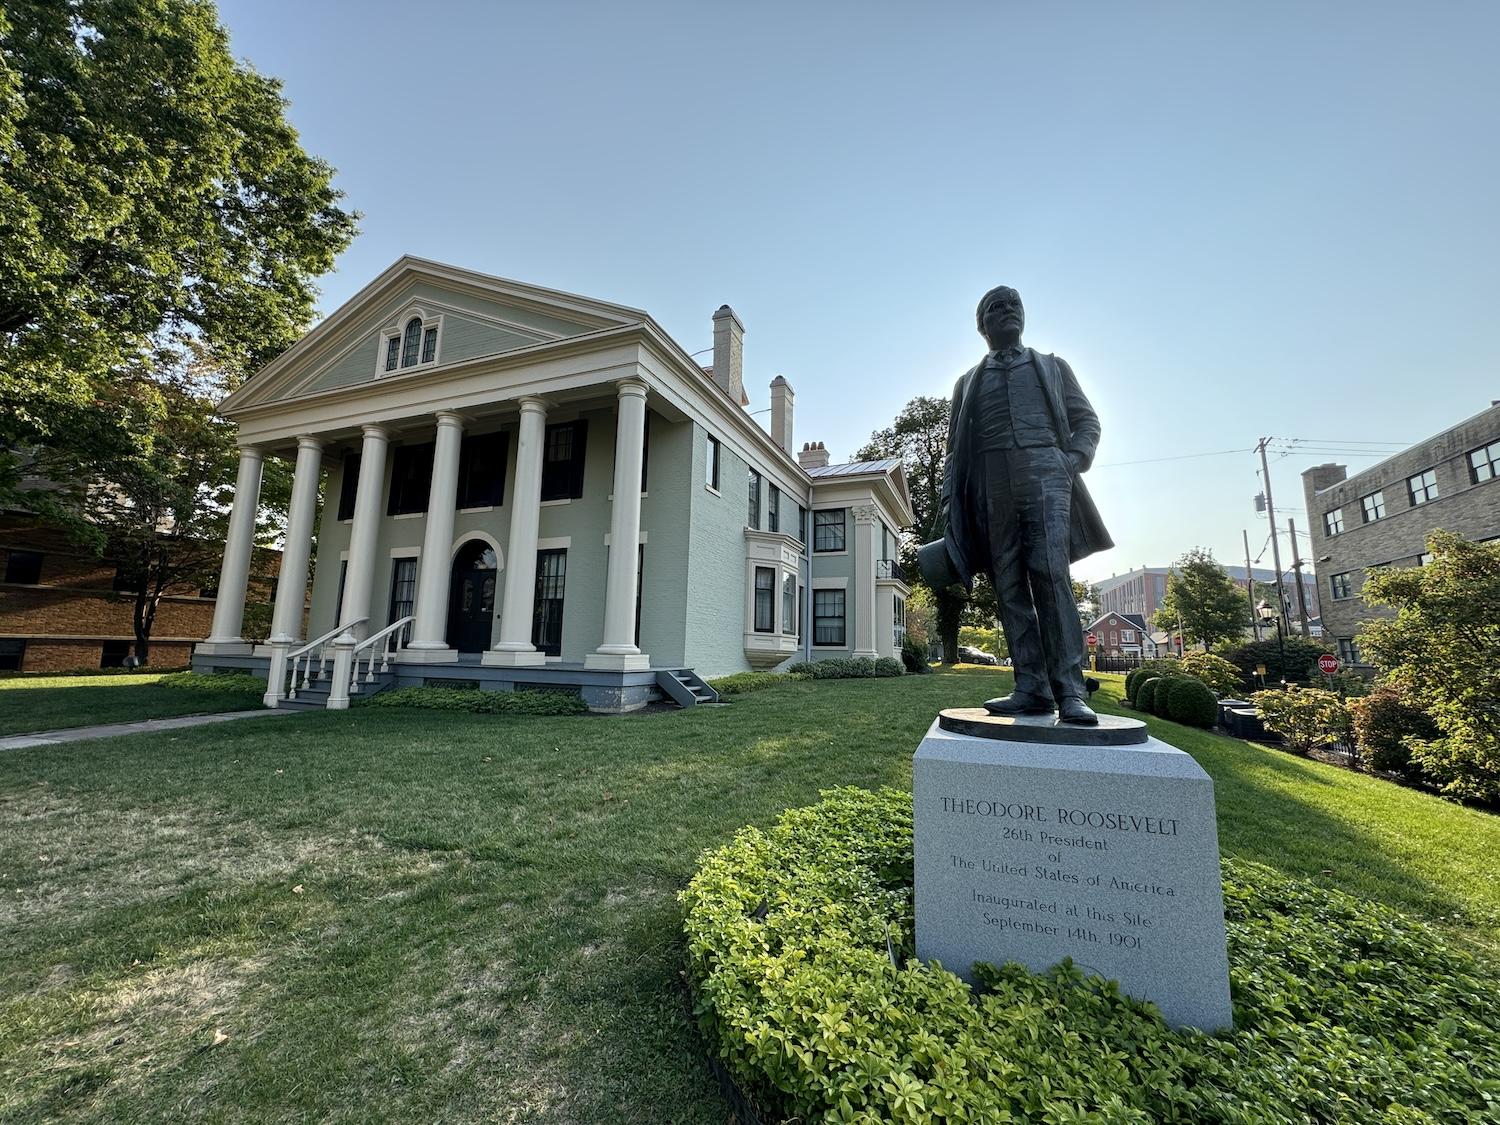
[957,645,998,666]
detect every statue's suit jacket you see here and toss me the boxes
[939,348,1114,587]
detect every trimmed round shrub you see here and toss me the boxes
[873,656,905,678]
[900,637,931,674]
[1135,676,1163,713]
[1165,676,1218,728]
[1125,658,1180,704]
[682,788,1500,1124]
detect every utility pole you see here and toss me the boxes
[1287,517,1312,637]
[1243,529,1260,642]
[1257,437,1290,633]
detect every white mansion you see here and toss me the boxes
[195,258,913,711]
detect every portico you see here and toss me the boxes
[195,257,913,712]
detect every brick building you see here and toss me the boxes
[1302,402,1500,668]
[0,513,280,673]
[1096,563,1319,626]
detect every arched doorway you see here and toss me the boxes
[447,540,499,653]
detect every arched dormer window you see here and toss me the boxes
[379,308,443,374]
[401,317,423,367]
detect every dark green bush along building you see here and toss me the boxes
[194,259,914,711]
[1303,402,1500,668]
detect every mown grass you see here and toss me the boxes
[0,667,1495,1122]
[0,672,263,737]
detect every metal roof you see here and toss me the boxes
[805,458,903,478]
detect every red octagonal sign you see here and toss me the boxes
[1318,654,1340,675]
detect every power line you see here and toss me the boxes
[1094,447,1251,469]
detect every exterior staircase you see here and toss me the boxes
[276,669,397,710]
[656,668,721,708]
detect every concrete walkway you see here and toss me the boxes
[0,708,293,751]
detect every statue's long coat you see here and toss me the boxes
[939,349,1114,587]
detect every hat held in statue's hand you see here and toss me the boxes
[918,537,963,591]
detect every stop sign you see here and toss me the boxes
[1318,654,1340,675]
[1086,632,1098,647]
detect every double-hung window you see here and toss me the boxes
[457,431,509,508]
[782,573,796,636]
[1337,638,1360,664]
[813,509,846,552]
[541,421,588,501]
[705,435,721,491]
[747,469,761,530]
[532,549,567,655]
[1470,441,1500,483]
[1360,490,1385,523]
[4,550,42,584]
[813,589,846,645]
[1407,469,1438,505]
[1330,572,1352,600]
[768,485,780,533]
[337,453,361,520]
[388,557,418,644]
[753,567,775,633]
[1323,509,1343,537]
[387,442,435,515]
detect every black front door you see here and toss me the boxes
[447,540,498,653]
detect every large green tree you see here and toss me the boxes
[0,0,356,516]
[1152,548,1249,650]
[1360,532,1500,802]
[853,395,973,662]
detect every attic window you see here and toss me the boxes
[379,310,442,375]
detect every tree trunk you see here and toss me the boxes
[133,587,159,665]
[936,588,965,664]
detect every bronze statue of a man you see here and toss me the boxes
[921,286,1113,724]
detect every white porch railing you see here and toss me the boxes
[264,618,367,708]
[326,616,414,710]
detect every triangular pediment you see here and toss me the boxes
[223,257,646,413]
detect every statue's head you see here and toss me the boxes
[977,286,1024,350]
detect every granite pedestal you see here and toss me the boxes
[913,710,1233,1031]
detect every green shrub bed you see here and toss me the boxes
[709,671,801,696]
[682,787,1500,1124]
[156,670,266,694]
[364,685,588,715]
[788,657,905,680]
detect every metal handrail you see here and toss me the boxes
[347,616,415,694]
[285,618,367,700]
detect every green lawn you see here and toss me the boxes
[0,673,263,737]
[1,668,1496,1122]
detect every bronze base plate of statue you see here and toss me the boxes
[920,285,1114,727]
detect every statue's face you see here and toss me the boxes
[981,289,1024,348]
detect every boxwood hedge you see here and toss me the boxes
[682,787,1500,1124]
[1165,675,1218,728]
[364,685,588,715]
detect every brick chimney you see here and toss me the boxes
[1302,463,1348,494]
[769,376,794,455]
[798,441,830,471]
[711,305,747,406]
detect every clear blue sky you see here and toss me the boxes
[219,0,1499,584]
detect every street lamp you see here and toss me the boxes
[1257,600,1287,687]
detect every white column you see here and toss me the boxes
[200,445,265,653]
[484,397,548,667]
[852,503,880,659]
[586,379,650,670]
[338,424,390,640]
[405,412,465,660]
[269,436,324,644]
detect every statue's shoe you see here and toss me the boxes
[983,692,1055,716]
[1058,697,1099,725]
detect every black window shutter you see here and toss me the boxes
[337,453,361,520]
